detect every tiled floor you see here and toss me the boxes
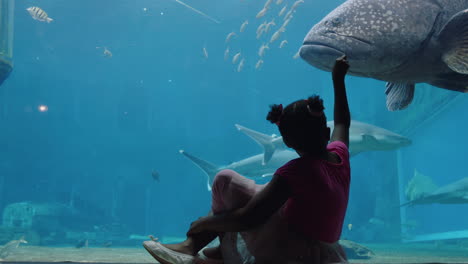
[1,243,468,264]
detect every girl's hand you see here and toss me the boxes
[332,55,349,80]
[187,217,210,236]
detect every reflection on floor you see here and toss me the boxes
[1,243,468,263]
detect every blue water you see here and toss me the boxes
[0,0,467,253]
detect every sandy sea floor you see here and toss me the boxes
[1,243,468,263]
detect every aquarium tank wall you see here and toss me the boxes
[0,0,467,263]
[0,0,14,86]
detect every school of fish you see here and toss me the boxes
[26,2,303,69]
[220,0,304,72]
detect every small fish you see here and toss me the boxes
[291,0,304,10]
[26,7,53,23]
[256,22,267,36]
[255,59,264,70]
[224,47,230,61]
[265,20,276,33]
[276,0,284,5]
[263,0,274,9]
[256,31,264,40]
[258,44,269,57]
[225,32,236,43]
[270,30,282,43]
[278,5,287,17]
[103,48,112,58]
[256,8,267,19]
[293,51,300,59]
[149,235,158,242]
[232,52,241,64]
[203,47,209,59]
[151,169,160,182]
[284,9,295,21]
[279,40,288,48]
[97,47,113,58]
[281,17,292,29]
[347,223,353,231]
[240,20,249,33]
[256,22,268,39]
[237,58,245,72]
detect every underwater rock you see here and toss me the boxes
[339,240,375,259]
[2,201,112,236]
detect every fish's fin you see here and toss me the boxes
[235,124,277,165]
[261,173,274,178]
[348,150,361,157]
[440,9,468,74]
[179,150,219,191]
[46,17,53,23]
[361,134,379,146]
[399,200,414,207]
[385,82,415,111]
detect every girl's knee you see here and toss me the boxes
[213,169,237,186]
[212,170,235,196]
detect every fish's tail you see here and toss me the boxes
[46,17,53,23]
[179,150,219,191]
[235,124,279,165]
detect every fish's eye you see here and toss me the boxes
[331,17,343,27]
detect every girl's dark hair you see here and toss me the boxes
[266,95,327,154]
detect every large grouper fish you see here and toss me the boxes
[300,0,468,111]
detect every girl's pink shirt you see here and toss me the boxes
[275,141,351,243]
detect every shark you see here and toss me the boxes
[180,120,411,191]
[402,172,468,206]
[237,120,412,165]
[299,0,468,111]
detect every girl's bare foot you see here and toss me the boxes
[163,241,197,256]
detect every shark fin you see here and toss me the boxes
[385,82,415,111]
[404,170,438,204]
[361,134,379,147]
[440,9,468,74]
[235,124,276,165]
[179,150,219,191]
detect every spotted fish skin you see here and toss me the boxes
[26,7,53,23]
[300,0,468,110]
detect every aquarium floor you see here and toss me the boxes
[2,243,468,264]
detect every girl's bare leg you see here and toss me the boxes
[159,170,260,258]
